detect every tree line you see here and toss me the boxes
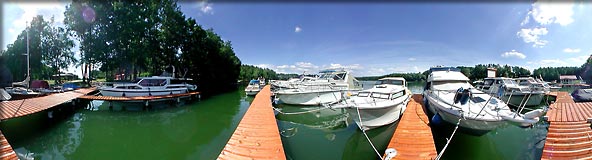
[356,64,532,82]
[239,65,278,82]
[1,0,242,95]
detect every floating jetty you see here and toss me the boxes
[0,131,17,160]
[218,85,286,160]
[384,94,436,160]
[0,88,96,120]
[543,91,592,159]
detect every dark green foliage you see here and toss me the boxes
[533,67,582,82]
[239,65,277,82]
[62,0,242,95]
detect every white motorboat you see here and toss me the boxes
[274,69,362,105]
[515,77,550,94]
[271,76,318,90]
[245,80,262,96]
[331,77,411,131]
[479,77,545,107]
[100,76,197,97]
[423,67,543,133]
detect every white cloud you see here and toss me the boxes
[4,2,68,49]
[326,63,362,70]
[529,1,575,26]
[408,57,416,61]
[527,55,589,68]
[563,48,581,53]
[199,1,213,14]
[294,26,302,33]
[501,50,527,59]
[516,28,548,47]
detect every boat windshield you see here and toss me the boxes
[433,80,472,90]
[503,79,517,85]
[139,79,167,86]
[376,80,403,85]
[357,92,371,97]
[371,92,390,99]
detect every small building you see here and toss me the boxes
[559,75,578,84]
[487,68,497,78]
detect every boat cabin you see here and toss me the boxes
[356,89,406,100]
[376,77,406,87]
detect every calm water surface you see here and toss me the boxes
[1,90,252,160]
[1,81,550,159]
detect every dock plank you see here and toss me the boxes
[218,86,285,160]
[384,94,437,160]
[78,91,199,101]
[0,131,17,160]
[0,88,96,121]
[542,92,592,159]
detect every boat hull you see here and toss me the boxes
[276,90,343,105]
[346,99,408,131]
[500,93,544,107]
[100,88,187,97]
[426,94,505,132]
[245,89,260,96]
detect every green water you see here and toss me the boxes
[1,90,253,160]
[1,82,548,160]
[276,81,547,160]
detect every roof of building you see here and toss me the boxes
[559,75,578,80]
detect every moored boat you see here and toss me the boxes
[99,76,197,97]
[331,77,411,131]
[423,67,543,134]
[479,77,545,107]
[274,69,362,105]
[245,80,262,96]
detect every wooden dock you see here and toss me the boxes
[218,85,285,160]
[542,91,592,159]
[0,131,17,160]
[78,91,200,101]
[384,94,437,160]
[0,88,96,121]
[547,91,575,103]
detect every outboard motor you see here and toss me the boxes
[454,87,464,104]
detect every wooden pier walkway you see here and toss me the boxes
[547,91,575,103]
[0,88,96,121]
[384,94,437,160]
[218,85,285,160]
[78,91,200,101]
[0,131,17,160]
[542,91,592,159]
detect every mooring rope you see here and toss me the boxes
[273,106,328,115]
[435,118,461,160]
[356,106,384,160]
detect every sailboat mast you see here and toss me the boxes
[26,21,30,81]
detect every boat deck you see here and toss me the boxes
[78,92,200,101]
[384,94,437,160]
[0,88,96,120]
[218,85,285,160]
[0,131,17,160]
[542,91,592,159]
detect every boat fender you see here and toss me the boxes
[524,109,544,119]
[384,148,398,160]
[432,113,443,125]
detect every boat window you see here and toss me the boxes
[503,79,517,85]
[116,86,125,89]
[358,92,370,97]
[483,79,494,86]
[377,80,403,85]
[371,93,390,99]
[518,81,529,86]
[139,79,167,86]
[433,81,471,90]
[391,90,404,99]
[333,73,346,80]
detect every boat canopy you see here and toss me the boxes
[249,80,260,85]
[377,77,406,86]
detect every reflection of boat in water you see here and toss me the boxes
[275,105,350,131]
[331,77,411,131]
[342,121,398,160]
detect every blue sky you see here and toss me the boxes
[3,1,592,77]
